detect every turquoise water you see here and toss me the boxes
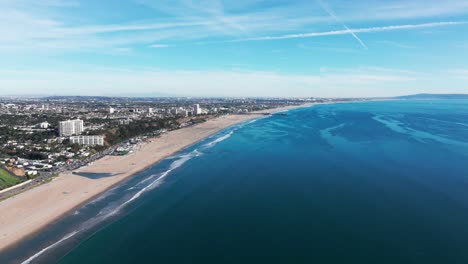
[4,100,468,263]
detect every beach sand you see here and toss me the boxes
[0,104,311,251]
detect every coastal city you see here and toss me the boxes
[1,0,468,262]
[0,96,355,197]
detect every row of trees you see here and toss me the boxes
[88,117,179,145]
[0,126,56,144]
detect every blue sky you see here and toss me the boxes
[1,0,468,97]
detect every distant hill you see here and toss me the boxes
[395,94,468,100]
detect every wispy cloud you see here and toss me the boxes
[316,0,367,49]
[148,44,171,48]
[375,40,416,49]
[297,43,361,53]
[0,67,423,97]
[229,21,468,42]
[1,0,468,54]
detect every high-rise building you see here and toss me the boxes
[69,135,104,146]
[59,119,84,137]
[109,107,115,114]
[193,104,202,115]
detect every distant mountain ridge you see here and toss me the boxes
[396,94,468,100]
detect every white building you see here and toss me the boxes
[109,107,115,114]
[70,135,104,146]
[36,122,50,129]
[193,104,202,115]
[59,119,84,137]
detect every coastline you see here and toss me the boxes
[0,103,313,251]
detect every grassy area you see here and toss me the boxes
[0,167,22,190]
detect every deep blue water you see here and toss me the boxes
[3,100,468,264]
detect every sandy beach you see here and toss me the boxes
[0,104,312,251]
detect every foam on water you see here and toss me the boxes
[20,147,205,263]
[204,131,233,148]
[21,231,79,264]
[18,124,256,263]
[373,115,468,147]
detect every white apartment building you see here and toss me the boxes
[69,135,104,146]
[193,104,202,115]
[59,119,84,137]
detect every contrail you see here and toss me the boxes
[227,21,467,42]
[316,0,368,49]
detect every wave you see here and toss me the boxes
[21,147,204,263]
[20,126,241,262]
[21,231,79,264]
[127,148,202,192]
[127,173,160,191]
[203,131,233,148]
[272,109,289,114]
[111,149,202,215]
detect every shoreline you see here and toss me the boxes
[0,103,314,252]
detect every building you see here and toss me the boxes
[69,135,104,146]
[36,122,50,129]
[193,104,202,115]
[114,118,132,125]
[59,119,84,137]
[109,107,115,114]
[179,109,189,117]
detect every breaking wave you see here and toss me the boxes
[21,148,203,263]
[203,131,233,148]
[21,231,79,264]
[20,126,246,263]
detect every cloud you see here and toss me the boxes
[316,0,367,49]
[229,21,468,42]
[148,44,171,48]
[347,0,468,21]
[0,67,425,98]
[375,40,416,49]
[1,0,468,54]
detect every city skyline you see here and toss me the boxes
[1,0,468,97]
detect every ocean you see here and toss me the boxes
[3,100,468,263]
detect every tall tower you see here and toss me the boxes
[193,104,202,115]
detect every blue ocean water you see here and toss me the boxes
[4,100,468,264]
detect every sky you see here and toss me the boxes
[0,0,468,98]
